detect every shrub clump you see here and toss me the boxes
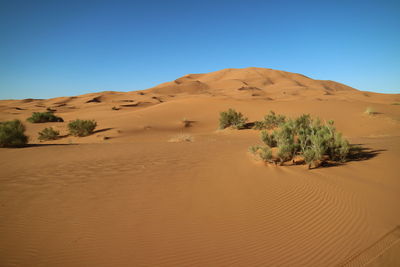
[68,119,97,137]
[38,127,60,141]
[27,112,64,123]
[253,111,286,130]
[0,120,28,147]
[249,113,350,169]
[219,108,248,129]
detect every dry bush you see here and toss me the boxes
[168,133,194,142]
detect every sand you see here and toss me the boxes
[0,67,399,266]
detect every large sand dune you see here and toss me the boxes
[1,67,399,266]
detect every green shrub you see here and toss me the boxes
[261,131,277,147]
[219,108,248,129]
[0,120,28,147]
[68,119,97,137]
[252,111,286,130]
[253,121,266,130]
[250,113,351,169]
[248,145,262,154]
[259,146,273,162]
[27,112,63,123]
[249,145,273,162]
[263,111,286,129]
[38,127,60,141]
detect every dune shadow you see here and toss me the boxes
[93,128,113,134]
[347,146,385,162]
[243,122,256,129]
[316,145,385,169]
[182,120,196,128]
[25,143,77,148]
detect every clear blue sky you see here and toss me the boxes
[1,0,399,99]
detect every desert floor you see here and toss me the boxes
[1,68,400,266]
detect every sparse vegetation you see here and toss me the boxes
[27,112,64,123]
[168,133,194,142]
[182,118,193,128]
[0,120,28,147]
[68,119,97,137]
[249,113,350,169]
[364,107,375,115]
[252,111,286,130]
[38,127,60,141]
[219,108,248,129]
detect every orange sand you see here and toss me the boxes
[0,67,399,266]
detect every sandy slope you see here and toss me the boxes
[0,67,399,266]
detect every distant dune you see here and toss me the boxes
[0,67,399,266]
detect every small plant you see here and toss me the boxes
[258,146,273,162]
[27,112,63,123]
[261,131,277,147]
[248,145,262,154]
[168,133,194,142]
[38,127,60,141]
[249,145,273,162]
[0,120,28,147]
[68,119,97,137]
[252,121,266,130]
[182,118,193,128]
[219,108,248,129]
[252,111,286,130]
[364,107,375,115]
[263,111,286,129]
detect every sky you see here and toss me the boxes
[0,0,399,99]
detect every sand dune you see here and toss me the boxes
[0,67,399,266]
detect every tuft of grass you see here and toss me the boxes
[0,120,28,147]
[168,133,194,142]
[219,108,248,129]
[68,119,97,137]
[27,112,63,123]
[392,102,400,105]
[38,127,60,141]
[364,107,376,115]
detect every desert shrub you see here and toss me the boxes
[0,120,28,147]
[253,121,266,130]
[68,119,97,137]
[248,145,262,154]
[259,146,273,161]
[249,145,273,162]
[263,111,286,129]
[38,127,60,141]
[261,130,277,147]
[27,112,63,123]
[250,113,351,169]
[219,108,248,129]
[252,111,286,130]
